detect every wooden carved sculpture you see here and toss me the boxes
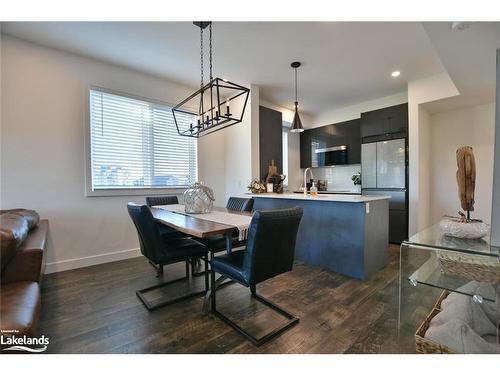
[456,146,476,221]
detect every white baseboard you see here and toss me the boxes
[45,247,141,274]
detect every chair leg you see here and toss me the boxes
[149,260,163,277]
[250,284,256,296]
[191,257,206,277]
[185,260,190,278]
[136,258,207,312]
[210,268,216,312]
[156,264,164,278]
[204,256,209,292]
[212,287,299,346]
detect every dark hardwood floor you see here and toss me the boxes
[38,245,401,354]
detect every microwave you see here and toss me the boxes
[314,145,348,166]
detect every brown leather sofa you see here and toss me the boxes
[1,209,48,337]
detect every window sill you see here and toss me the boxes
[85,187,188,198]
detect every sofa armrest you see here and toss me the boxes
[1,220,48,284]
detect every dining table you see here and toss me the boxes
[150,204,253,313]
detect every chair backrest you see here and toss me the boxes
[242,207,303,286]
[127,203,165,263]
[145,196,179,207]
[226,197,254,212]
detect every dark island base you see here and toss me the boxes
[252,197,389,280]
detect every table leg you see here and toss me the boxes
[225,232,233,254]
[202,232,234,314]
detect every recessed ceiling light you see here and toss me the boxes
[391,71,401,78]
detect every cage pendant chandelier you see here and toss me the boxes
[172,22,250,138]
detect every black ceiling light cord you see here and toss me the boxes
[290,61,304,133]
[172,22,250,138]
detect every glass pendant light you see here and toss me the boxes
[290,61,304,133]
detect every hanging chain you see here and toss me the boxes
[209,23,213,81]
[200,25,204,89]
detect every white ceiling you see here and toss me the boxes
[2,22,449,118]
[422,22,500,113]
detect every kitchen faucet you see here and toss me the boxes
[303,168,314,196]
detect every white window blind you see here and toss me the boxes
[89,89,197,190]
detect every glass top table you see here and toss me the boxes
[403,223,498,258]
[399,224,499,354]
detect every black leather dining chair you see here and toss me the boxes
[200,197,254,256]
[145,195,192,275]
[145,195,183,240]
[210,207,303,346]
[225,197,254,212]
[145,196,179,207]
[127,203,209,311]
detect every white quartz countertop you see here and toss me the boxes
[250,193,391,203]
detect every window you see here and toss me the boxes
[282,125,289,186]
[88,88,197,193]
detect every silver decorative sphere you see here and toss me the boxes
[184,182,215,214]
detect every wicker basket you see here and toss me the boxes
[437,252,500,283]
[415,291,456,354]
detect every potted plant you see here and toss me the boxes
[352,172,361,193]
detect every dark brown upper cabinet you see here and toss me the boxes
[259,106,283,180]
[300,119,361,168]
[360,103,408,140]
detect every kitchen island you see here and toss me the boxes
[251,193,390,280]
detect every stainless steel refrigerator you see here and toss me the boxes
[362,138,408,243]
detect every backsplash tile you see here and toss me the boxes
[302,165,361,192]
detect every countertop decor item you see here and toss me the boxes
[183,182,215,213]
[439,217,489,239]
[172,22,250,138]
[290,61,304,133]
[440,146,486,239]
[265,160,278,183]
[456,146,476,220]
[247,179,267,194]
[352,172,361,186]
[268,174,286,194]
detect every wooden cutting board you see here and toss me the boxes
[266,160,278,183]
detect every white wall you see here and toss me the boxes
[1,36,200,272]
[407,72,459,234]
[223,84,256,201]
[258,99,312,191]
[286,128,302,191]
[418,107,431,230]
[198,130,226,206]
[311,92,408,128]
[491,49,500,248]
[429,103,496,225]
[259,98,315,126]
[197,85,259,204]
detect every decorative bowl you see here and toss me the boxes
[439,218,489,239]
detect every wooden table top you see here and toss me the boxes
[150,206,253,238]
